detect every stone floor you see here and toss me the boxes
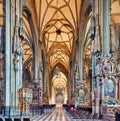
[30,104,102,121]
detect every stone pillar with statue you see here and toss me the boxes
[90,0,101,116]
[11,18,24,116]
[101,56,120,117]
[43,61,49,104]
[75,64,80,105]
[100,0,120,118]
[38,62,43,104]
[90,0,120,118]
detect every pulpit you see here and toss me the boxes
[18,88,33,116]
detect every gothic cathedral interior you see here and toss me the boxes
[0,0,120,120]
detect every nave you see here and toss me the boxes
[31,104,72,121]
[30,104,100,121]
[0,0,120,120]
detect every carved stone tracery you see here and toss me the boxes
[95,54,116,77]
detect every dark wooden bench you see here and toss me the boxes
[14,118,21,121]
[23,118,30,121]
[0,118,3,121]
[5,118,12,121]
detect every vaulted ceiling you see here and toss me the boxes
[34,0,81,88]
[112,0,120,25]
[0,0,3,27]
[52,72,67,89]
[35,0,81,72]
[1,0,119,89]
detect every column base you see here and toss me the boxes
[99,114,103,119]
[10,108,21,118]
[92,113,99,119]
[3,106,10,118]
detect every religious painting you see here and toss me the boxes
[79,89,85,103]
[104,79,115,98]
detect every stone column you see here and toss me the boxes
[5,0,11,117]
[99,79,104,117]
[110,24,115,52]
[91,41,96,114]
[34,47,38,83]
[13,39,23,107]
[103,0,110,57]
[95,78,100,114]
[18,42,23,89]
[90,0,96,114]
[68,74,72,104]
[115,81,118,99]
[43,61,49,104]
[75,41,80,106]
[75,64,79,106]
[79,46,83,82]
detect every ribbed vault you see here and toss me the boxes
[0,0,3,27]
[112,0,120,25]
[52,72,67,89]
[34,0,81,89]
